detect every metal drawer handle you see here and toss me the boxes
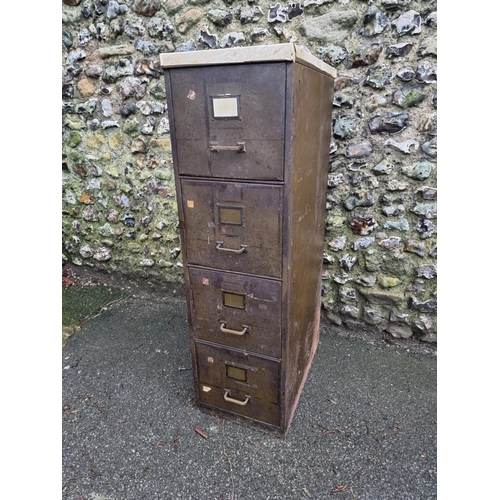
[210,141,246,153]
[223,389,251,406]
[220,322,249,336]
[215,242,247,254]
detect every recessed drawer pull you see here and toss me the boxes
[223,389,251,406]
[215,242,247,254]
[209,141,246,153]
[220,322,249,336]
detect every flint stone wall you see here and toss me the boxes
[62,0,437,343]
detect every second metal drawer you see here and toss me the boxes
[181,179,283,278]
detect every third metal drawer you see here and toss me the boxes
[188,266,282,358]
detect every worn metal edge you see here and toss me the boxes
[160,43,336,79]
[293,44,337,79]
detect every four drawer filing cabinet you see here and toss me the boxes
[160,43,336,436]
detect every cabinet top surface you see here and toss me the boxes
[160,43,336,79]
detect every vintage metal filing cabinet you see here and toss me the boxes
[160,43,336,436]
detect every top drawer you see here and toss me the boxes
[168,63,286,181]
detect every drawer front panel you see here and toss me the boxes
[188,267,282,357]
[196,342,280,427]
[169,63,286,180]
[181,179,283,278]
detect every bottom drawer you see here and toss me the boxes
[195,342,280,427]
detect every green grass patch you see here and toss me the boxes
[62,284,129,327]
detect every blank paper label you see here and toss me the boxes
[212,96,239,118]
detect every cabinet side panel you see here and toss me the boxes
[164,69,200,402]
[284,64,335,430]
[164,69,191,306]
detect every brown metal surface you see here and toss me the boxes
[168,63,286,180]
[180,179,283,278]
[188,266,282,357]
[282,63,335,430]
[163,53,334,436]
[196,341,280,427]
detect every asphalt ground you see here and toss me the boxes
[61,268,437,500]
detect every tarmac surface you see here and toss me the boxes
[62,268,437,500]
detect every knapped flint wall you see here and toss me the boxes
[62,0,437,343]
